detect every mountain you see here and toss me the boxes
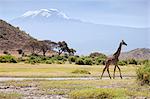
[12,9,81,23]
[120,48,150,60]
[10,9,149,55]
[0,19,35,52]
[20,9,69,19]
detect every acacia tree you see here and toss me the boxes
[67,48,76,56]
[57,41,69,55]
[24,39,41,55]
[39,40,57,56]
[56,41,76,56]
[39,41,49,56]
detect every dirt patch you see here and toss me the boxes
[0,85,67,99]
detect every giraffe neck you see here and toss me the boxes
[113,43,122,58]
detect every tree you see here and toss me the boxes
[39,40,57,56]
[42,40,57,50]
[39,41,49,56]
[56,41,69,55]
[68,48,76,56]
[56,41,76,56]
[89,52,107,59]
[24,39,41,55]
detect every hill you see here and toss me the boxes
[120,48,150,60]
[0,19,35,52]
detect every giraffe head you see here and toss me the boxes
[121,40,127,46]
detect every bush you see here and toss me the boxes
[68,56,77,63]
[95,58,105,65]
[84,58,93,65]
[51,55,67,62]
[26,55,44,64]
[0,55,17,63]
[118,60,127,66]
[71,69,91,74]
[89,52,107,59]
[17,57,26,62]
[55,61,64,64]
[128,59,138,65]
[45,60,53,64]
[141,60,149,65]
[75,58,84,65]
[53,55,64,60]
[136,62,150,85]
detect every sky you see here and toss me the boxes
[0,0,149,28]
[0,0,149,55]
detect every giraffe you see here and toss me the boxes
[100,40,127,79]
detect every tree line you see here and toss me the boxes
[17,39,76,57]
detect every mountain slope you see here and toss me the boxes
[120,48,150,60]
[0,19,35,51]
[10,9,149,54]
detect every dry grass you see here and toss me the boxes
[0,63,137,77]
[1,79,150,99]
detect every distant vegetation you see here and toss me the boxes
[0,53,149,66]
[0,55,17,63]
[137,62,150,85]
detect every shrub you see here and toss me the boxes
[45,60,53,64]
[75,58,84,65]
[141,60,149,65]
[128,59,138,65]
[26,55,43,64]
[95,58,105,65]
[17,57,26,62]
[54,55,64,60]
[71,69,91,74]
[55,61,64,64]
[0,55,17,63]
[51,55,67,62]
[84,58,93,65]
[68,56,77,63]
[89,52,107,59]
[118,60,127,66]
[136,62,150,85]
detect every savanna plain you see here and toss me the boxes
[0,63,149,99]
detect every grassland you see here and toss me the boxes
[0,63,148,99]
[0,63,138,78]
[0,79,149,99]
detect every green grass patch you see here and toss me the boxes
[71,69,91,74]
[0,92,22,99]
[69,88,126,99]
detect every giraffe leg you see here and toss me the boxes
[116,65,122,79]
[113,65,117,79]
[107,68,111,79]
[100,66,107,79]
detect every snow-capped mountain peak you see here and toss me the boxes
[21,9,69,19]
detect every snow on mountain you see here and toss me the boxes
[20,9,69,19]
